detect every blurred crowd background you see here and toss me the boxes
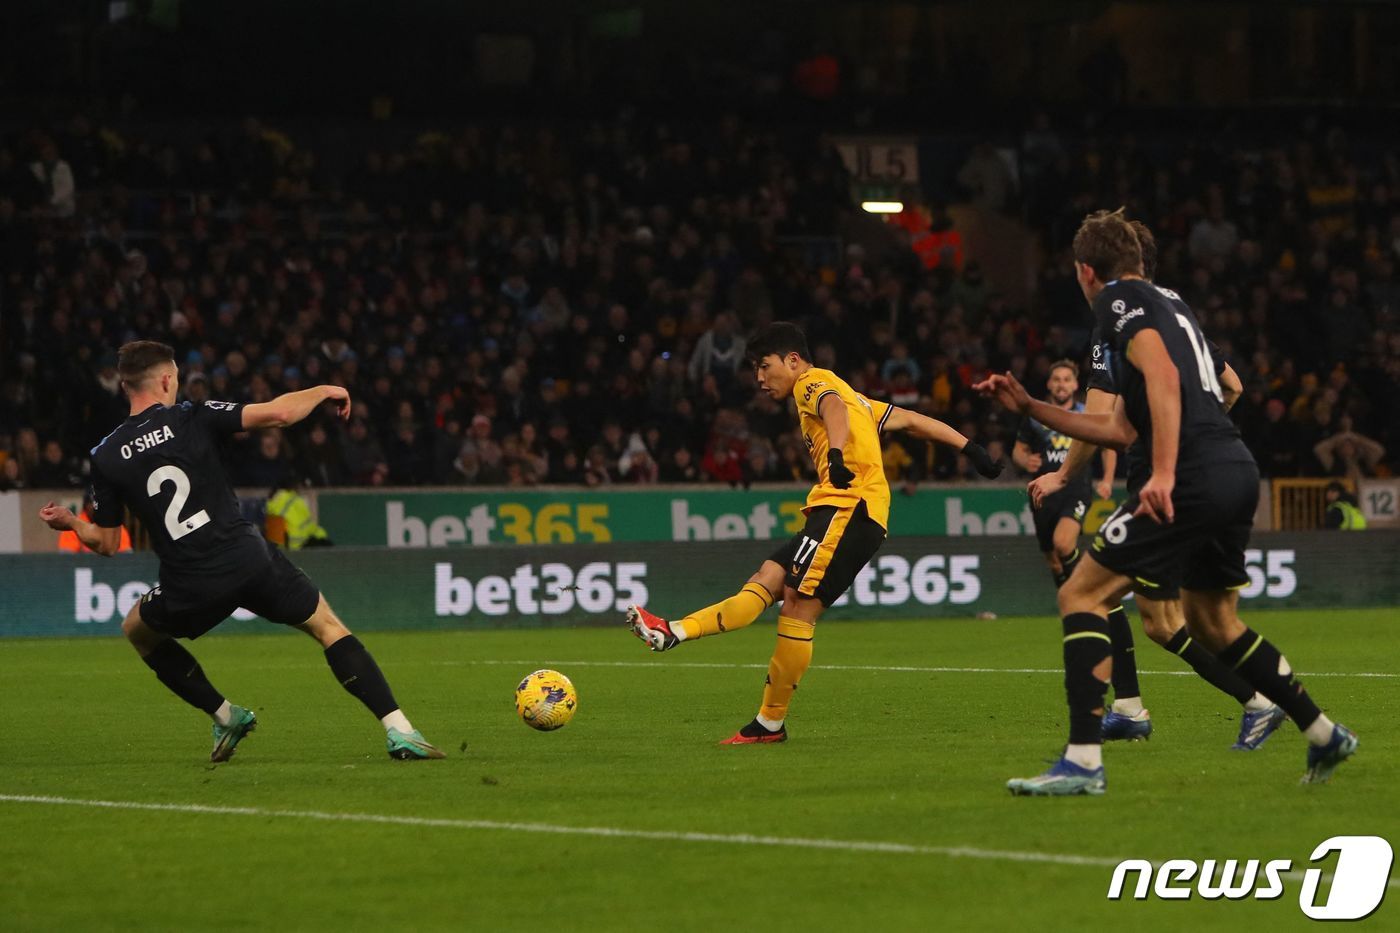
[1,1,1396,495]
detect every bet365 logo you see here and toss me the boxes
[1108,836,1393,920]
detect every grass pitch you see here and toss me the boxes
[2,609,1397,931]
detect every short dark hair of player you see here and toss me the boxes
[747,322,811,365]
[1128,219,1158,280]
[117,340,176,393]
[1049,358,1079,379]
[1072,208,1142,281]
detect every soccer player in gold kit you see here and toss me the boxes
[627,322,1004,743]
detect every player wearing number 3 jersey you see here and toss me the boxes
[625,322,1005,744]
[38,340,444,763]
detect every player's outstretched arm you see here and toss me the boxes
[1031,386,1119,507]
[243,385,352,430]
[882,407,1003,477]
[38,502,123,556]
[974,373,1132,450]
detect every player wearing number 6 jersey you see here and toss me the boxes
[626,322,1004,744]
[38,340,444,762]
[977,210,1354,795]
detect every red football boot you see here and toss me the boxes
[626,605,680,652]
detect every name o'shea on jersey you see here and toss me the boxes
[117,425,176,460]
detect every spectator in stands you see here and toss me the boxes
[239,430,291,489]
[1,109,1398,490]
[29,439,83,489]
[341,418,387,485]
[1313,418,1387,482]
[688,311,747,393]
[29,139,75,217]
[297,422,348,487]
[660,446,700,483]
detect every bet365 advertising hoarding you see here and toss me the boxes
[1,532,1394,638]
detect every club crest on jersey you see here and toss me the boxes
[120,425,175,460]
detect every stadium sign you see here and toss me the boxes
[1,532,1394,637]
[316,488,1123,547]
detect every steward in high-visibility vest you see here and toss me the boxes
[1323,482,1368,530]
[266,487,332,549]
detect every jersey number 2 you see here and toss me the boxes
[146,465,211,540]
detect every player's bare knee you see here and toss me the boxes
[121,606,165,653]
[1053,533,1079,564]
[1181,590,1243,651]
[1139,609,1177,645]
[296,596,351,647]
[1056,575,1096,616]
[751,562,785,601]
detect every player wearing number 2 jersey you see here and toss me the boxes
[38,340,444,763]
[978,210,1355,794]
[626,322,1005,744]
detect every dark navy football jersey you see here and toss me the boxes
[89,400,268,590]
[1088,319,1231,489]
[1017,401,1087,480]
[1092,279,1252,481]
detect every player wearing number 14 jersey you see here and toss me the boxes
[977,210,1355,793]
[38,340,444,762]
[626,322,1004,743]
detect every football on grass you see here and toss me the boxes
[515,669,578,731]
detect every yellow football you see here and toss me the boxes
[514,669,578,731]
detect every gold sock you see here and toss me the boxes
[678,583,774,640]
[758,616,815,722]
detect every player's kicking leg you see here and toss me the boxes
[1182,590,1356,782]
[121,601,256,763]
[627,563,781,651]
[718,500,886,745]
[297,595,445,760]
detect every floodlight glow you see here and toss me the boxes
[861,201,904,214]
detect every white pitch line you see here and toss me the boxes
[2,794,1393,891]
[0,793,1113,867]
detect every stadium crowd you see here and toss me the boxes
[0,111,1396,494]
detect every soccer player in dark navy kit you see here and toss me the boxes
[39,341,444,762]
[1030,221,1286,751]
[978,211,1356,794]
[1014,359,1099,587]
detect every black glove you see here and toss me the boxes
[827,449,856,489]
[962,440,1005,479]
